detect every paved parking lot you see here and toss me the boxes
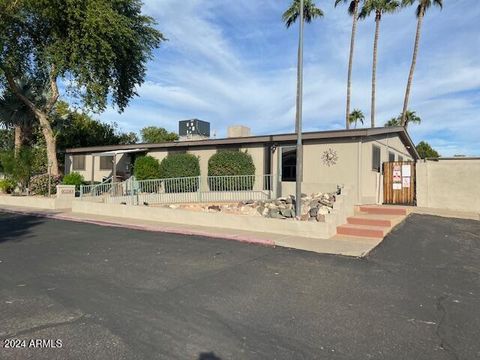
[0,212,479,359]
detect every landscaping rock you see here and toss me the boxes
[280,208,295,218]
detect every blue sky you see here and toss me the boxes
[99,0,480,156]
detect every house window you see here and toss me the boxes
[388,151,395,162]
[282,147,296,182]
[398,155,404,162]
[372,145,381,172]
[100,156,114,170]
[72,155,85,171]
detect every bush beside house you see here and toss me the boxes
[134,156,161,180]
[208,151,256,191]
[159,153,200,192]
[29,174,61,196]
[0,178,17,194]
[62,172,84,188]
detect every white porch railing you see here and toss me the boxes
[80,175,274,205]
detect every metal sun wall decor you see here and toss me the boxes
[322,148,338,167]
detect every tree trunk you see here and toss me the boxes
[401,11,424,126]
[371,12,381,128]
[37,112,59,175]
[14,125,22,155]
[345,0,359,129]
[5,72,60,175]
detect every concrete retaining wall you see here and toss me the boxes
[416,158,480,214]
[0,195,74,210]
[73,188,356,239]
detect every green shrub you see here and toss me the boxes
[29,174,61,196]
[62,172,84,188]
[159,153,200,193]
[208,151,256,191]
[134,156,161,181]
[0,148,33,191]
[0,178,17,194]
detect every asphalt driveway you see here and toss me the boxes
[0,212,479,359]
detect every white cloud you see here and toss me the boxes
[92,0,480,156]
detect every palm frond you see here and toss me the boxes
[283,0,324,28]
[360,0,400,18]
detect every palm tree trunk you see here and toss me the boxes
[345,0,359,129]
[401,11,424,126]
[14,125,22,155]
[371,12,381,128]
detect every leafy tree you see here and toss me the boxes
[335,0,362,129]
[55,101,139,166]
[117,132,139,145]
[348,109,365,128]
[359,0,400,127]
[0,0,164,175]
[400,0,442,126]
[416,141,440,159]
[283,0,324,28]
[140,126,179,144]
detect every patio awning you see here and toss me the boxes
[92,148,148,157]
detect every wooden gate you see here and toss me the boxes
[383,161,416,205]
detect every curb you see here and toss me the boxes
[0,208,276,247]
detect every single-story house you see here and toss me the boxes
[65,121,419,205]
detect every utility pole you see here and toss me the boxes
[295,0,305,218]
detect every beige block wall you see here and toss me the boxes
[66,154,130,183]
[417,159,480,213]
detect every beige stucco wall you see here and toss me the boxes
[273,134,414,204]
[417,159,480,213]
[66,154,130,183]
[361,135,414,204]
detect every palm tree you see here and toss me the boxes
[283,0,323,217]
[402,110,421,129]
[400,0,442,126]
[385,110,421,129]
[283,0,324,28]
[0,79,49,156]
[359,0,400,128]
[348,109,365,128]
[385,117,400,127]
[0,83,37,154]
[335,0,362,129]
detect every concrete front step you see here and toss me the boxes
[358,205,408,216]
[336,223,388,239]
[347,213,403,227]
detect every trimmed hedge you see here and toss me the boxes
[159,153,200,193]
[62,172,84,188]
[134,156,161,180]
[208,151,256,191]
